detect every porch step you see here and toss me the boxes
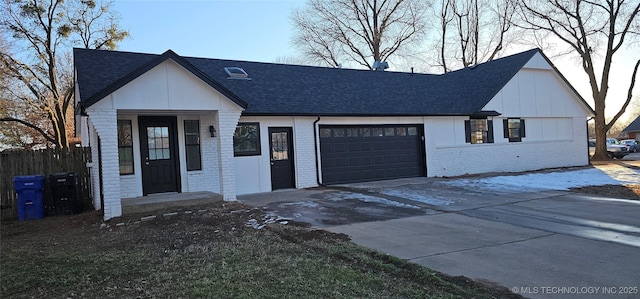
[122,191,223,215]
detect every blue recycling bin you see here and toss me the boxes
[14,175,46,221]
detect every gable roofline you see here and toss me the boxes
[78,49,248,109]
[468,48,594,116]
[441,48,538,115]
[623,115,640,132]
[530,49,595,116]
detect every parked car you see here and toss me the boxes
[620,139,640,153]
[588,139,629,159]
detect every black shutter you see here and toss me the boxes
[487,120,494,143]
[464,120,471,143]
[520,119,526,138]
[503,119,509,138]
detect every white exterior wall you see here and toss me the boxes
[234,116,425,195]
[181,114,221,194]
[424,116,588,177]
[87,119,101,210]
[115,113,222,199]
[217,109,243,200]
[425,53,591,177]
[84,107,121,219]
[234,116,318,195]
[82,59,243,219]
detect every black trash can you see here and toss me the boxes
[14,175,46,221]
[47,172,80,215]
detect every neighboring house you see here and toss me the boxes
[622,116,640,139]
[74,48,594,220]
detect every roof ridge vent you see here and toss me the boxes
[224,67,251,80]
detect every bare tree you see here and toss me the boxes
[291,0,429,69]
[517,0,640,160]
[432,0,517,72]
[0,0,128,149]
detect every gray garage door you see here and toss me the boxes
[319,125,425,184]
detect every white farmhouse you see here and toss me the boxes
[73,48,594,220]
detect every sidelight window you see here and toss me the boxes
[117,120,134,175]
[184,120,202,170]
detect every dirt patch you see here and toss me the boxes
[1,201,521,298]
[570,184,640,200]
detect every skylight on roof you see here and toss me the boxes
[224,67,250,79]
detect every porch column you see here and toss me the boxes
[217,109,242,201]
[86,108,122,220]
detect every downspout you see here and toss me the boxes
[313,116,325,187]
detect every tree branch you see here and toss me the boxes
[607,59,640,130]
[0,117,56,144]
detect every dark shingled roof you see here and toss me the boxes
[623,115,640,132]
[74,48,545,116]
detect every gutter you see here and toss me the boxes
[313,116,325,187]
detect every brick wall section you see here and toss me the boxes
[87,121,101,210]
[186,114,220,193]
[217,109,242,201]
[86,108,122,220]
[293,117,318,188]
[119,175,138,198]
[425,117,588,177]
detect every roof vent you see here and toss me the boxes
[224,67,250,79]
[372,61,389,71]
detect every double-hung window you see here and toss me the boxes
[465,118,494,144]
[184,120,202,171]
[503,118,526,142]
[117,120,134,175]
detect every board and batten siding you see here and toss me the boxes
[425,53,591,177]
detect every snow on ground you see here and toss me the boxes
[280,201,321,208]
[323,191,421,209]
[445,166,640,192]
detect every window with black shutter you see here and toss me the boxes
[503,118,526,142]
[465,118,494,144]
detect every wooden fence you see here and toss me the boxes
[0,147,92,221]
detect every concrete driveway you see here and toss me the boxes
[238,163,640,299]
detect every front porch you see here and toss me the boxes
[121,191,223,215]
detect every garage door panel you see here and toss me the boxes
[348,143,360,151]
[320,125,425,184]
[334,157,347,167]
[334,143,347,152]
[349,157,361,166]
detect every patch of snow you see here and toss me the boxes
[323,191,420,209]
[446,167,640,192]
[247,214,292,229]
[378,189,452,206]
[280,201,320,208]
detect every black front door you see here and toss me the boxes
[138,116,180,195]
[269,127,295,190]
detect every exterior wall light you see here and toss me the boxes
[209,125,217,137]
